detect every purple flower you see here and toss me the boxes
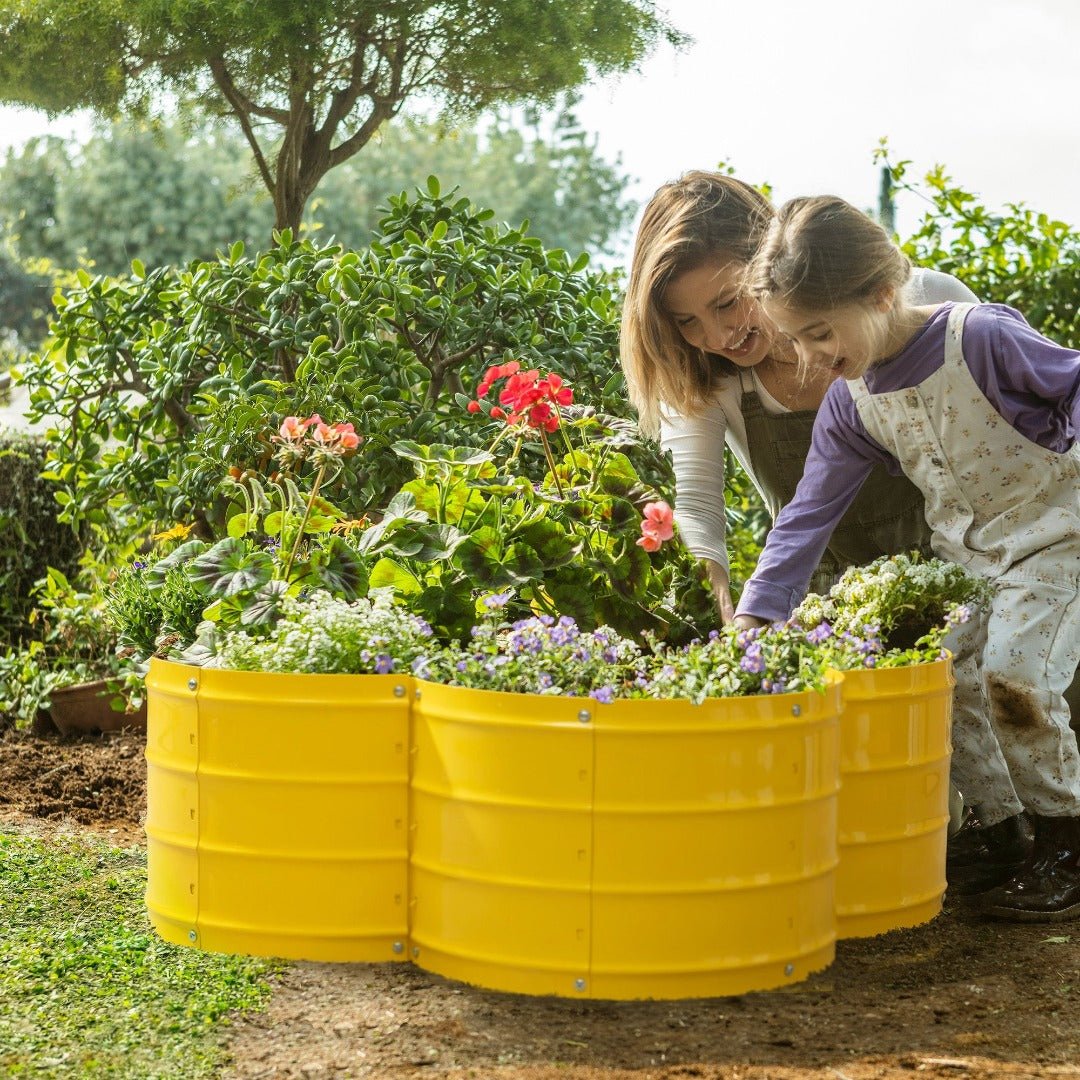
[132,560,147,571]
[739,644,765,674]
[590,685,615,704]
[807,622,833,644]
[483,591,512,610]
[374,653,394,674]
[455,659,468,672]
[537,672,554,689]
[708,629,720,641]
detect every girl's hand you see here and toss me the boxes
[733,614,768,631]
[703,559,735,624]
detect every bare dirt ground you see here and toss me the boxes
[3,727,1080,1080]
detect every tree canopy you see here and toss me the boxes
[0,0,683,231]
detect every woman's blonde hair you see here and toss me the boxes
[620,171,773,436]
[747,195,911,312]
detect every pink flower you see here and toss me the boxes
[638,500,674,551]
[466,400,481,414]
[275,415,307,443]
[332,422,361,451]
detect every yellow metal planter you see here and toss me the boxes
[145,658,412,961]
[410,679,842,999]
[834,657,954,938]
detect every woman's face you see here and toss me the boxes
[661,260,774,368]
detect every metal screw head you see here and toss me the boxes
[188,930,197,942]
[784,963,795,976]
[393,685,406,698]
[187,678,198,691]
[414,688,422,700]
[577,710,591,724]
[574,978,586,991]
[392,941,404,954]
[791,704,801,717]
[412,946,420,958]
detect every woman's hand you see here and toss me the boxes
[703,559,735,624]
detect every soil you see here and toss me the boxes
[3,728,1080,1080]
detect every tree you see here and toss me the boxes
[0,1,683,232]
[0,103,633,280]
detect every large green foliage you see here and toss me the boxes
[21,183,631,540]
[881,147,1080,347]
[0,0,683,229]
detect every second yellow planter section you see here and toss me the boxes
[410,680,841,999]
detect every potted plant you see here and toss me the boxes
[1,567,146,736]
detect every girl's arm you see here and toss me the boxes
[734,387,889,623]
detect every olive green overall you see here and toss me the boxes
[738,373,932,593]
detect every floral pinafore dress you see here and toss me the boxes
[848,303,1080,820]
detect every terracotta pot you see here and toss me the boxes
[48,679,147,736]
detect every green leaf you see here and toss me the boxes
[426,175,441,199]
[227,512,258,539]
[368,558,422,597]
[187,539,274,597]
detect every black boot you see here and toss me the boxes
[946,810,1033,895]
[977,815,1080,922]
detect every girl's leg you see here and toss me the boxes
[979,577,1080,814]
[944,615,1024,823]
[977,575,1080,921]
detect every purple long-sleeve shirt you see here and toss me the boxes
[735,303,1080,622]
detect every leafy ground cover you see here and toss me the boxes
[0,823,274,1078]
[3,730,1080,1079]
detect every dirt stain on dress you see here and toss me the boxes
[987,672,1044,731]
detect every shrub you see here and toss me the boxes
[0,431,83,646]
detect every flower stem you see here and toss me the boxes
[283,463,325,580]
[539,429,564,498]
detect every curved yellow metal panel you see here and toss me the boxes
[588,685,841,999]
[410,679,841,999]
[835,658,954,938]
[409,683,594,997]
[145,659,412,961]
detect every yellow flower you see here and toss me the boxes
[152,522,195,542]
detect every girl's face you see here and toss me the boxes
[662,260,774,369]
[762,297,887,382]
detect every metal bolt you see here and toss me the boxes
[784,963,795,976]
[187,678,198,691]
[392,941,404,954]
[415,688,422,700]
[574,978,586,991]
[577,709,591,724]
[188,930,197,942]
[412,946,420,958]
[393,685,406,698]
[791,704,801,717]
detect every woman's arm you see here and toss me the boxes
[660,384,744,622]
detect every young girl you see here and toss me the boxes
[734,195,1080,922]
[620,171,977,621]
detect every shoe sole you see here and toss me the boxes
[978,899,1080,923]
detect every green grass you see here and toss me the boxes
[0,828,275,1078]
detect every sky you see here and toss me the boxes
[1,0,1079,260]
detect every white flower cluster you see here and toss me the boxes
[216,590,433,675]
[794,552,992,664]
